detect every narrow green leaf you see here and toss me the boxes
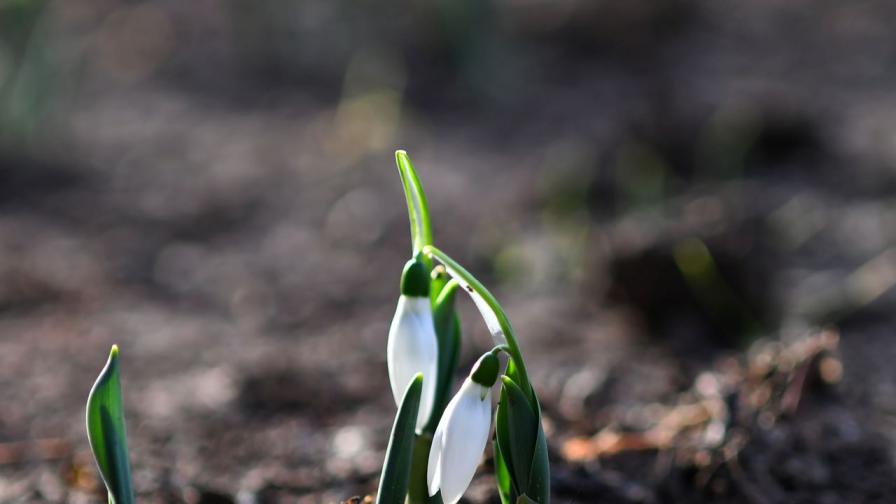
[377,373,423,504]
[429,265,449,306]
[395,150,433,256]
[524,420,551,504]
[494,438,514,504]
[504,356,522,389]
[497,376,537,496]
[406,434,444,504]
[86,345,135,504]
[495,386,519,499]
[424,281,461,433]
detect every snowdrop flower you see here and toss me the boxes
[428,352,500,504]
[387,257,438,432]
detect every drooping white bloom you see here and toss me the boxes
[439,261,508,346]
[427,354,498,504]
[387,295,438,432]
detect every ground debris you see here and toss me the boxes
[341,496,373,504]
[559,329,895,502]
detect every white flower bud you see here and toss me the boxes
[427,376,494,504]
[387,295,438,432]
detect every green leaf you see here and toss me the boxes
[504,356,522,389]
[406,434,444,504]
[429,265,450,306]
[377,373,423,504]
[524,419,551,504]
[496,376,537,497]
[406,436,446,504]
[395,150,433,256]
[495,386,518,499]
[424,281,461,433]
[494,438,514,504]
[86,345,135,504]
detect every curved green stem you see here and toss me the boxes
[491,344,511,357]
[395,150,433,255]
[422,245,533,402]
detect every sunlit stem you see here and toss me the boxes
[396,150,433,255]
[423,245,533,401]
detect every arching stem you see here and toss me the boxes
[423,245,534,403]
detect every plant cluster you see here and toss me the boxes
[83,151,549,504]
[376,151,549,504]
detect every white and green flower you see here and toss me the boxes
[387,257,438,432]
[428,353,500,504]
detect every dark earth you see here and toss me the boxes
[2,1,896,502]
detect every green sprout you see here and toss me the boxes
[86,345,135,504]
[378,151,550,504]
[377,373,424,504]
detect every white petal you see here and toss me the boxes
[386,296,439,431]
[439,263,507,346]
[428,379,492,504]
[427,414,446,496]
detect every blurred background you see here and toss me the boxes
[1,0,896,502]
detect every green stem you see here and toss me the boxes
[395,150,433,255]
[406,434,442,504]
[422,245,533,401]
[491,344,511,357]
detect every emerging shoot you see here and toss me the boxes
[86,345,135,504]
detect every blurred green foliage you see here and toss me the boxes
[0,0,53,141]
